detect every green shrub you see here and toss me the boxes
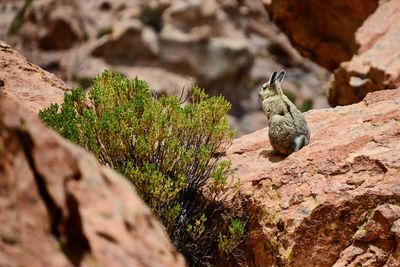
[39,70,246,266]
[218,218,246,257]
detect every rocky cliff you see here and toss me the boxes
[226,88,400,266]
[329,0,400,107]
[266,0,379,71]
[266,0,400,107]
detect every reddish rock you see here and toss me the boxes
[0,40,69,114]
[226,88,400,266]
[386,218,400,267]
[0,98,186,267]
[266,0,379,70]
[328,0,400,106]
[333,204,400,267]
[266,0,400,107]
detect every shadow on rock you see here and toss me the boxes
[259,149,286,163]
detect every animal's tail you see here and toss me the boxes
[292,135,307,152]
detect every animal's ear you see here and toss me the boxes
[269,70,278,85]
[276,70,286,82]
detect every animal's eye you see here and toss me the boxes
[262,84,267,90]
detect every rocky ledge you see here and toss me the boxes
[226,88,400,266]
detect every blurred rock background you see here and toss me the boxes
[0,0,331,136]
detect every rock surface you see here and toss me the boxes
[159,32,253,111]
[0,97,186,267]
[0,40,69,114]
[91,19,159,64]
[333,204,400,267]
[267,0,400,108]
[226,88,400,266]
[266,0,379,70]
[328,0,400,106]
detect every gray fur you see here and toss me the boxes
[259,70,310,155]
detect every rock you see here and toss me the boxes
[266,0,400,108]
[0,0,25,39]
[154,0,253,112]
[229,111,267,137]
[163,0,219,32]
[136,0,172,33]
[17,0,88,51]
[266,0,379,70]
[159,27,253,113]
[333,204,400,267]
[91,19,159,64]
[81,0,143,38]
[163,0,240,38]
[387,218,400,267]
[115,66,195,97]
[328,0,400,106]
[62,46,194,97]
[225,88,400,266]
[0,98,186,267]
[0,40,69,114]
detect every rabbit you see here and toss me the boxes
[259,70,310,155]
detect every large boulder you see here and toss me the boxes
[0,98,186,267]
[0,40,69,114]
[226,88,400,266]
[266,0,379,70]
[328,0,400,106]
